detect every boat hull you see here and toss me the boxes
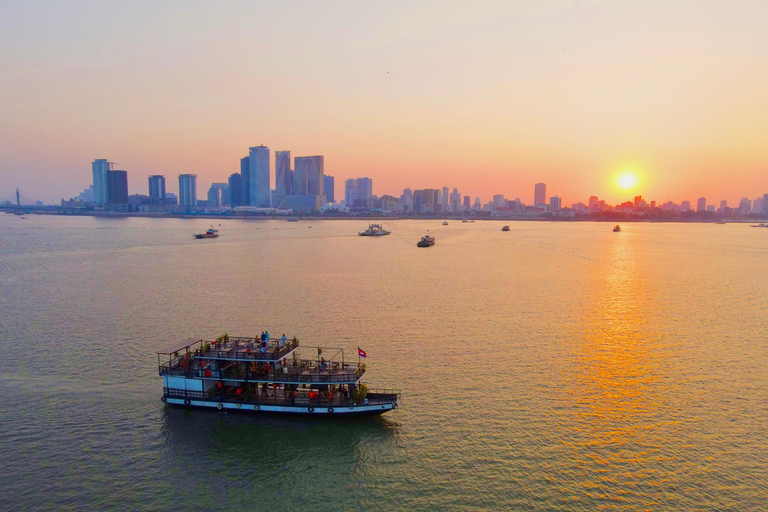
[163,397,396,416]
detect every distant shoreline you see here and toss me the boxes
[2,207,763,224]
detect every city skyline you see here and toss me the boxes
[2,2,768,206]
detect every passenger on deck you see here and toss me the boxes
[260,332,266,343]
[261,382,268,397]
[320,357,327,371]
[280,334,286,347]
[265,331,270,342]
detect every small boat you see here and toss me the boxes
[613,225,621,232]
[359,224,390,236]
[442,221,449,226]
[714,221,726,225]
[462,220,469,223]
[750,223,768,228]
[502,225,510,231]
[417,235,435,247]
[194,227,219,239]
[287,219,299,222]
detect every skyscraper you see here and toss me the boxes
[208,183,228,207]
[106,170,128,204]
[240,156,250,205]
[324,175,335,202]
[294,156,324,196]
[91,159,110,204]
[228,173,242,207]
[179,174,197,207]
[345,179,357,205]
[550,196,562,212]
[148,175,166,203]
[275,151,291,197]
[355,178,372,206]
[248,146,270,207]
[697,197,707,212]
[442,186,449,210]
[534,183,546,207]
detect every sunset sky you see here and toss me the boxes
[2,1,767,205]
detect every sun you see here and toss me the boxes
[615,171,639,190]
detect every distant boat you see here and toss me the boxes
[359,224,390,236]
[417,235,435,247]
[442,221,449,226]
[714,220,726,224]
[750,223,768,228]
[287,219,299,222]
[502,225,510,231]
[194,227,219,239]
[613,225,621,232]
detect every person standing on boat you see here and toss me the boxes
[280,334,286,348]
[265,331,270,343]
[260,331,266,343]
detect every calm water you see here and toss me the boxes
[1,215,766,511]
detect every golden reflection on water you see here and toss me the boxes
[562,230,672,507]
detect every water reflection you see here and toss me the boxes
[159,407,402,510]
[561,232,670,507]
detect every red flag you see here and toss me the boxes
[358,347,367,358]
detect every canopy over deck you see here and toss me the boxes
[157,338,204,355]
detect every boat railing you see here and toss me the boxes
[163,386,399,406]
[161,364,366,384]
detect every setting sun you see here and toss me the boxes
[616,171,640,191]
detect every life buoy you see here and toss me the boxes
[308,406,315,413]
[253,405,260,411]
[184,399,191,406]
[217,403,224,410]
[328,407,334,413]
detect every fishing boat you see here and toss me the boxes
[157,335,399,416]
[502,225,510,231]
[417,235,435,247]
[359,224,391,236]
[613,225,621,232]
[194,227,219,239]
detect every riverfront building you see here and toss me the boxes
[178,174,197,207]
[275,151,291,197]
[148,175,166,203]
[106,170,128,205]
[91,159,110,204]
[534,183,547,207]
[248,146,270,207]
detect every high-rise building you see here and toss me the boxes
[275,151,291,197]
[228,173,242,207]
[697,197,707,212]
[148,175,166,203]
[400,187,413,212]
[294,156,324,196]
[413,189,440,213]
[681,200,692,212]
[207,183,228,207]
[463,196,470,210]
[550,196,562,212]
[345,179,357,205]
[324,175,335,202]
[355,178,373,206]
[179,174,197,207]
[534,183,546,207]
[493,194,505,209]
[589,195,599,212]
[719,199,727,212]
[92,159,110,204]
[240,157,250,205]
[449,188,461,212]
[286,170,295,196]
[106,170,128,204]
[248,146,270,207]
[442,186,449,210]
[738,197,752,214]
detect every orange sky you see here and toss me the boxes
[1,1,767,205]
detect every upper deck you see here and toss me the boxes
[157,336,298,364]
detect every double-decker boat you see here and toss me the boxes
[157,335,399,416]
[359,224,391,236]
[502,225,510,231]
[417,235,435,247]
[194,227,219,239]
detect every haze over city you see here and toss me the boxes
[2,1,767,205]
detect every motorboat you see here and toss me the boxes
[417,235,435,247]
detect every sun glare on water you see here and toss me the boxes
[616,171,640,191]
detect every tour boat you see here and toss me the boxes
[502,225,510,231]
[417,235,435,247]
[158,335,399,416]
[194,227,219,239]
[613,225,621,232]
[359,224,391,236]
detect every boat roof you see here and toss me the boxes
[157,337,204,354]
